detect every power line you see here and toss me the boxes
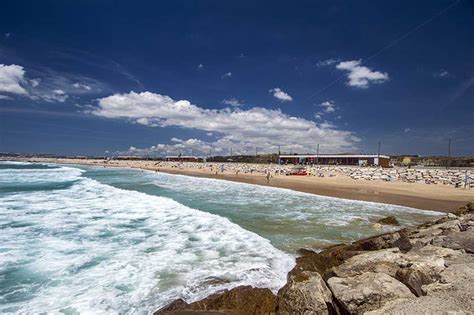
[300,0,460,105]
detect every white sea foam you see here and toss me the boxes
[0,165,84,186]
[0,161,32,165]
[149,171,443,222]
[0,165,295,314]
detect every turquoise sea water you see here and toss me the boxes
[0,161,442,314]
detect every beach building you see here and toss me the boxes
[165,155,202,162]
[279,154,391,167]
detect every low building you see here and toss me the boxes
[279,154,391,167]
[165,155,202,162]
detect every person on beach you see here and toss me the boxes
[266,171,271,183]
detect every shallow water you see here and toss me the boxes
[0,161,442,314]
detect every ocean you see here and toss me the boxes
[0,161,442,314]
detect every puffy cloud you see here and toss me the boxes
[316,58,339,67]
[221,98,244,107]
[269,88,293,102]
[319,100,336,113]
[0,64,28,95]
[336,60,389,88]
[91,91,359,156]
[221,72,232,78]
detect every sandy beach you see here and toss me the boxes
[15,157,474,212]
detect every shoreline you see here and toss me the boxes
[6,157,474,212]
[153,167,468,212]
[156,203,474,314]
[3,157,474,313]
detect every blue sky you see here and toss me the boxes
[0,0,473,156]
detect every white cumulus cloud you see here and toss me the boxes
[269,88,293,102]
[0,64,29,95]
[319,100,336,113]
[90,91,359,156]
[336,60,389,88]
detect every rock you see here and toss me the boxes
[377,216,400,226]
[331,248,408,278]
[432,229,474,253]
[291,245,358,280]
[351,231,402,251]
[404,245,460,278]
[395,266,433,297]
[372,261,474,314]
[452,202,474,216]
[276,271,333,315]
[392,232,413,253]
[327,272,415,314]
[154,286,277,315]
[447,213,458,220]
[155,299,189,314]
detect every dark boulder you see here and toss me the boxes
[377,216,400,226]
[154,286,277,315]
[395,267,433,296]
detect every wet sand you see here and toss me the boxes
[13,158,474,212]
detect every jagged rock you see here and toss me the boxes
[392,232,412,253]
[409,224,444,239]
[276,271,333,315]
[331,248,408,278]
[290,245,359,280]
[155,299,189,313]
[352,231,402,251]
[369,261,474,314]
[431,229,474,253]
[377,216,400,226]
[395,266,433,296]
[154,286,277,315]
[404,245,461,278]
[327,272,415,314]
[452,202,473,216]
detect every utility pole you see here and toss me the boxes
[230,148,233,157]
[278,145,281,155]
[447,138,451,169]
[316,144,319,165]
[377,140,381,166]
[255,147,258,156]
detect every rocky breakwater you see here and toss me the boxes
[155,202,474,314]
[348,167,473,187]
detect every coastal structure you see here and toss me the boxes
[279,154,391,167]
